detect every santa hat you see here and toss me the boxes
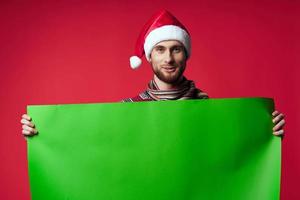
[130,9,191,69]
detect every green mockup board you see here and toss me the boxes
[27,98,281,200]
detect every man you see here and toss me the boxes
[21,10,285,136]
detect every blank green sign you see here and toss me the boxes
[27,98,281,200]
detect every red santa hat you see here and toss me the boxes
[130,9,191,69]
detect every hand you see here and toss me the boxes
[272,110,285,136]
[21,114,38,136]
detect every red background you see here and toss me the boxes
[0,1,299,199]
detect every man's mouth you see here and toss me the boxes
[162,66,176,72]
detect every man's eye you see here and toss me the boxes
[156,47,164,52]
[174,47,182,52]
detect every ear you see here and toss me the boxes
[184,48,188,60]
[148,54,152,62]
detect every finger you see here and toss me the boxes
[272,113,284,124]
[20,119,35,127]
[273,119,285,131]
[22,130,38,136]
[22,129,38,136]
[22,129,32,136]
[22,114,31,121]
[22,125,38,134]
[273,129,284,136]
[272,110,279,117]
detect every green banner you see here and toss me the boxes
[27,98,281,200]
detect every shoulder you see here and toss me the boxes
[121,91,154,102]
[196,90,209,99]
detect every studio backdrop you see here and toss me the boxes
[0,1,298,200]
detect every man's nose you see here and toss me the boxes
[164,50,174,63]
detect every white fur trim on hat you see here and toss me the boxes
[144,25,191,61]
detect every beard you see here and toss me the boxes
[152,65,186,84]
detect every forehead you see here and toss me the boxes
[154,40,184,48]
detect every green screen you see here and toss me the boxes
[27,98,281,200]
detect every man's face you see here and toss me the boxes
[149,40,187,84]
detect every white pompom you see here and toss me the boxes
[130,56,142,69]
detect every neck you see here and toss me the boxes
[153,75,183,90]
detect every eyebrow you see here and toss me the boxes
[154,45,165,49]
[154,45,184,49]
